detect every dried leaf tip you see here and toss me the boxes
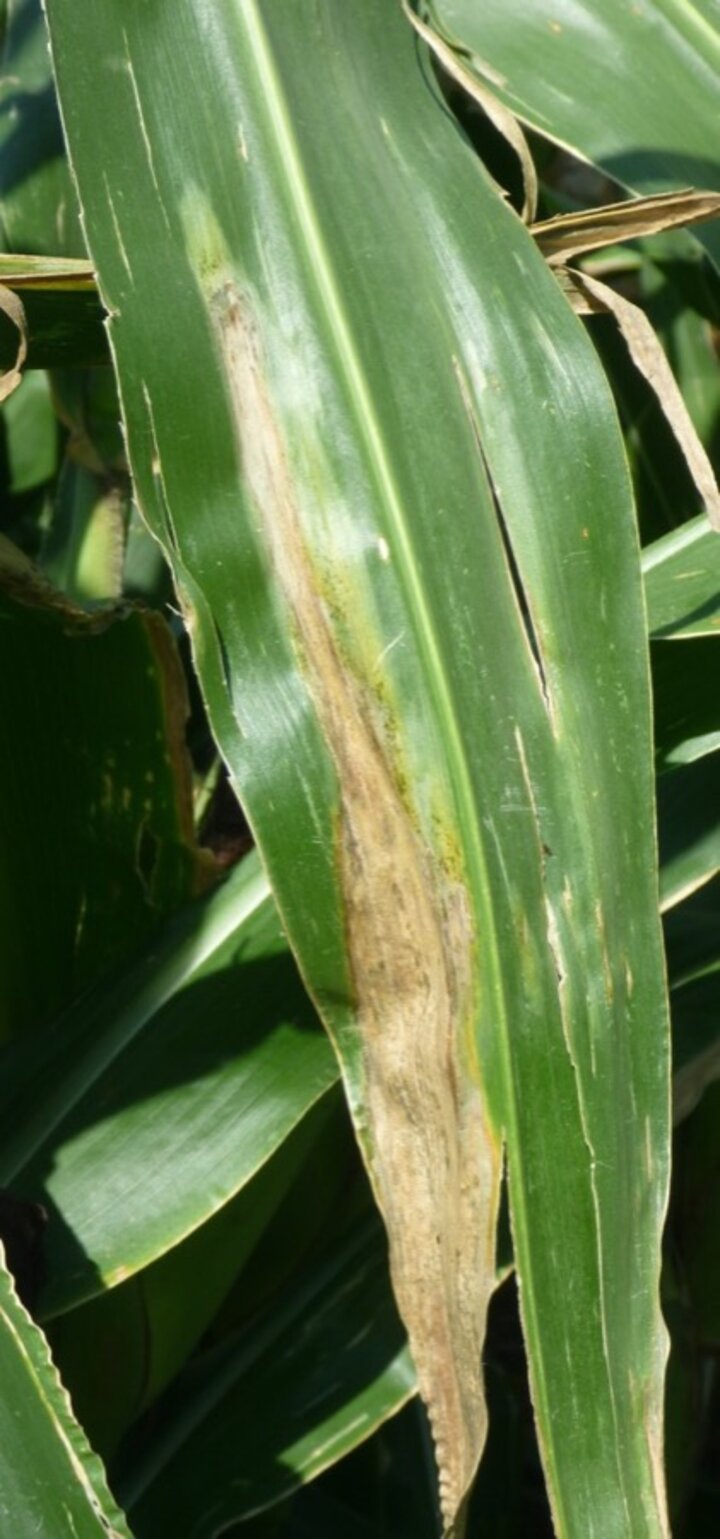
[401,1,537,222]
[566,267,720,533]
[532,187,720,264]
[0,284,27,404]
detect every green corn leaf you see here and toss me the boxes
[0,0,83,256]
[0,850,337,1317]
[643,516,720,640]
[0,1245,132,1539]
[118,1217,414,1539]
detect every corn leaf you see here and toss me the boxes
[421,0,720,268]
[0,1245,132,1538]
[0,0,83,256]
[0,851,338,1317]
[643,515,720,639]
[46,1093,345,1460]
[45,2,671,1533]
[117,1217,414,1539]
[0,551,211,1039]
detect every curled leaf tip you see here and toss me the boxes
[567,267,720,533]
[401,0,537,222]
[0,284,28,403]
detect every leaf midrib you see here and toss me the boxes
[241,0,508,1048]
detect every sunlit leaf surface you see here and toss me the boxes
[45,2,672,1532]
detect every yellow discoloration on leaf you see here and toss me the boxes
[213,281,500,1534]
[179,182,232,288]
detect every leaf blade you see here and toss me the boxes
[0,1245,132,1538]
[45,2,672,1532]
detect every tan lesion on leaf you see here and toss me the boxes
[212,280,500,1534]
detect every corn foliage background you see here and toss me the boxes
[0,1,718,1535]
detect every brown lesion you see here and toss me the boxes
[212,280,501,1532]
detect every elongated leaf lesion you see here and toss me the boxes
[211,277,501,1535]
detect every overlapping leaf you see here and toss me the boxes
[118,1218,414,1539]
[421,0,720,267]
[643,516,720,639]
[0,1247,131,1539]
[0,549,210,1039]
[0,851,337,1316]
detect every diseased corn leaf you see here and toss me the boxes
[117,1218,415,1539]
[643,516,720,639]
[45,1,671,1532]
[0,547,212,1040]
[421,0,720,269]
[0,850,337,1316]
[0,1244,132,1538]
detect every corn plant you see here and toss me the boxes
[0,1,719,1535]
